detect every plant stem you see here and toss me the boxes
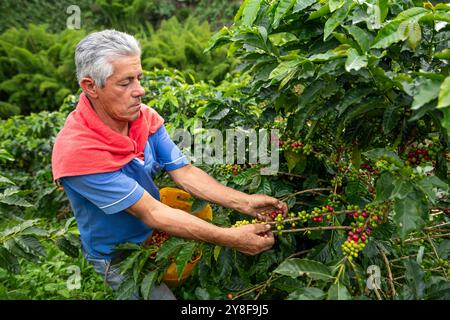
[276,226,352,233]
[378,245,396,298]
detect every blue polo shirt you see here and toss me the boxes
[60,125,189,259]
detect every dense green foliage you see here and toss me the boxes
[0,0,449,300]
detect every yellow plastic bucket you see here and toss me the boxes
[146,188,212,287]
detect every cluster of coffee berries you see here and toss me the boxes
[405,148,430,166]
[218,164,242,176]
[310,205,335,223]
[360,163,377,174]
[279,138,314,155]
[341,204,386,261]
[341,239,366,261]
[144,230,171,258]
[296,210,310,222]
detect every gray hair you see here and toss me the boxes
[75,29,141,88]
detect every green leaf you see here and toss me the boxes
[116,276,138,300]
[371,20,406,49]
[363,148,401,162]
[249,174,262,192]
[0,219,39,238]
[293,0,316,13]
[412,78,441,110]
[0,175,14,186]
[241,0,263,26]
[324,0,353,41]
[273,0,297,29]
[156,237,185,262]
[437,76,450,109]
[140,271,158,300]
[284,150,301,173]
[54,236,79,258]
[375,172,395,201]
[273,258,334,281]
[191,198,207,214]
[329,0,345,12]
[405,21,422,50]
[0,246,20,273]
[344,25,373,53]
[391,178,413,200]
[0,188,33,207]
[287,287,325,300]
[434,48,450,60]
[14,235,46,258]
[441,107,450,135]
[404,259,425,299]
[327,283,351,300]
[175,241,198,279]
[269,59,303,81]
[345,48,368,72]
[119,251,140,275]
[394,193,426,239]
[256,177,272,195]
[308,4,330,20]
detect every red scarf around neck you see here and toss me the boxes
[51,93,164,182]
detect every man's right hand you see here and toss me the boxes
[227,223,274,255]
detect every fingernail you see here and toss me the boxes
[266,224,271,230]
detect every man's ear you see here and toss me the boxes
[79,77,99,98]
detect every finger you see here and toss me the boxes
[256,213,271,222]
[252,223,272,234]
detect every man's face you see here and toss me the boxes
[96,55,145,123]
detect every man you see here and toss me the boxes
[51,30,287,300]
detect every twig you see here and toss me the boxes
[403,233,450,244]
[426,233,448,280]
[280,188,332,202]
[378,245,396,298]
[275,226,352,233]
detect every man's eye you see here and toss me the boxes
[119,82,130,86]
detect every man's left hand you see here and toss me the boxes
[239,194,288,221]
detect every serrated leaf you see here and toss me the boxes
[140,271,158,300]
[287,287,325,300]
[0,246,20,273]
[437,76,450,109]
[327,283,351,300]
[274,258,333,281]
[345,48,368,72]
[175,241,198,279]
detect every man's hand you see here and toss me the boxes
[239,194,288,221]
[228,223,274,255]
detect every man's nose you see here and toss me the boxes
[133,80,145,97]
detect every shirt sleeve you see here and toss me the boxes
[151,125,189,171]
[60,171,145,214]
